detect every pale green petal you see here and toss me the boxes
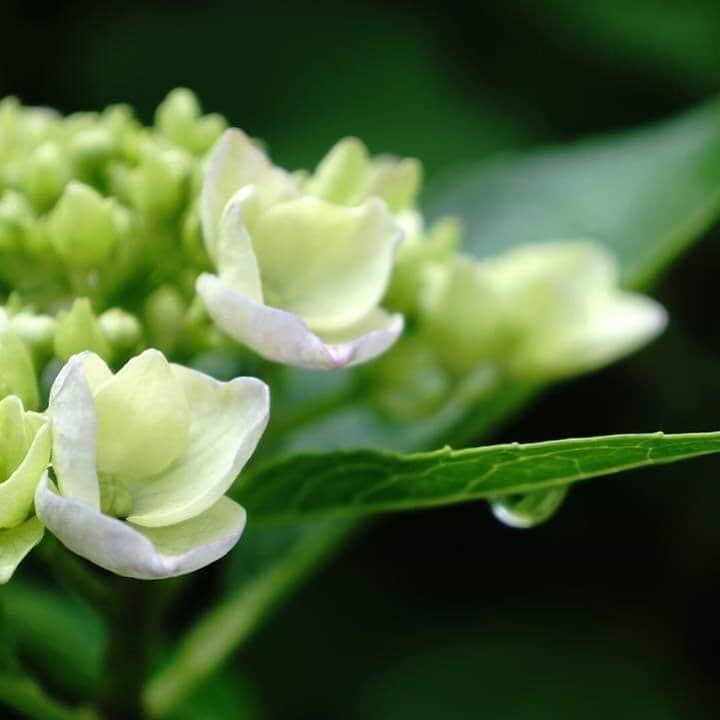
[0,422,50,528]
[420,255,508,375]
[197,273,403,369]
[127,369,269,527]
[0,395,31,484]
[93,349,191,479]
[216,186,263,303]
[508,292,667,380]
[49,355,100,510]
[364,156,422,213]
[251,196,401,332]
[304,137,371,205]
[0,517,44,584]
[36,475,245,580]
[200,128,273,262]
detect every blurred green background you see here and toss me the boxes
[3,0,720,717]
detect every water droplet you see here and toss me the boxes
[491,486,568,528]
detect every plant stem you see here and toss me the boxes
[98,579,153,720]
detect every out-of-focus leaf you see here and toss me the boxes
[428,98,720,289]
[236,432,720,523]
[2,580,104,699]
[0,673,96,720]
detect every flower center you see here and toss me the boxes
[99,474,134,518]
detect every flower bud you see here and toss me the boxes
[18,142,70,212]
[145,286,187,356]
[385,214,460,314]
[99,308,142,351]
[47,181,121,268]
[0,191,34,252]
[54,298,112,362]
[0,328,39,410]
[155,88,226,155]
[9,311,57,357]
[126,142,191,221]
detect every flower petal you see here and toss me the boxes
[0,420,50,528]
[248,196,401,332]
[215,186,263,303]
[48,354,100,510]
[36,475,246,580]
[92,349,191,479]
[197,273,403,369]
[126,368,268,527]
[508,292,668,380]
[0,517,44,584]
[200,128,272,262]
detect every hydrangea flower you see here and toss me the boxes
[35,349,269,579]
[196,129,404,370]
[421,241,667,380]
[0,395,49,583]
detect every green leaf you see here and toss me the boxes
[236,432,720,523]
[0,673,96,720]
[428,98,720,289]
[2,579,104,699]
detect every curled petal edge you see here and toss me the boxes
[197,273,404,370]
[35,475,246,580]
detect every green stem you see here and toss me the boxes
[97,579,154,720]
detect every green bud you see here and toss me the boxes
[305,137,422,212]
[304,137,371,205]
[145,286,187,355]
[0,328,39,410]
[19,142,70,211]
[68,126,115,179]
[386,214,460,314]
[99,308,142,350]
[155,88,226,155]
[369,335,452,420]
[0,191,34,252]
[54,298,112,362]
[420,254,508,375]
[47,181,121,268]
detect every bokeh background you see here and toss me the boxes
[3,0,720,717]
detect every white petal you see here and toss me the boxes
[200,128,272,262]
[126,369,269,527]
[197,273,403,370]
[216,186,263,303]
[0,517,44,584]
[36,475,246,580]
[48,354,100,510]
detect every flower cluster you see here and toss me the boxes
[0,89,666,581]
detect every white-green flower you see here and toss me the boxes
[35,349,269,579]
[0,395,49,583]
[197,129,404,370]
[421,241,667,380]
